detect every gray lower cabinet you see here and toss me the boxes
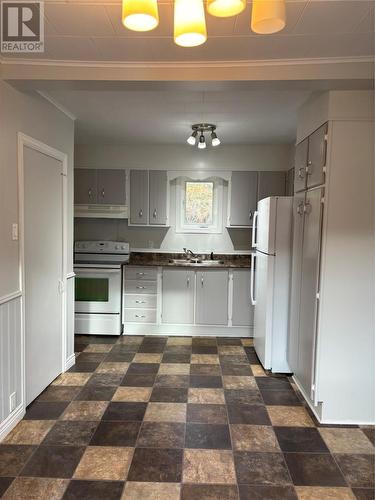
[232,270,254,327]
[258,171,286,201]
[294,138,308,193]
[149,170,168,225]
[130,170,149,225]
[195,270,228,325]
[162,269,195,324]
[97,169,126,205]
[74,169,98,204]
[229,171,258,227]
[296,187,324,395]
[307,123,328,189]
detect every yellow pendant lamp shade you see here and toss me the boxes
[174,0,207,47]
[251,0,286,34]
[207,0,246,18]
[122,0,159,32]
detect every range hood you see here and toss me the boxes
[74,204,128,219]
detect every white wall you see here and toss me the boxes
[0,81,74,438]
[75,143,293,252]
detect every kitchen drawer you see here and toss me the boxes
[125,280,157,295]
[124,308,157,323]
[125,267,157,281]
[124,294,157,309]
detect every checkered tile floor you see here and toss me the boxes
[0,335,374,499]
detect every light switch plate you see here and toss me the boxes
[12,223,18,241]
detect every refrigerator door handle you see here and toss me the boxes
[250,253,256,306]
[252,211,258,248]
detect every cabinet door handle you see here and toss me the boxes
[135,315,146,319]
[187,276,190,287]
[135,300,146,304]
[201,274,204,287]
[136,286,146,289]
[306,161,312,175]
[139,209,143,218]
[297,202,304,216]
[136,272,145,276]
[249,211,253,220]
[153,209,157,219]
[298,167,305,179]
[101,189,105,198]
[88,188,92,198]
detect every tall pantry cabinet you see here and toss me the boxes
[288,91,374,424]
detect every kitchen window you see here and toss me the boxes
[176,177,223,233]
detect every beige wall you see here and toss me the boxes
[0,82,75,299]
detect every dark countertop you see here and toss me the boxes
[127,252,252,269]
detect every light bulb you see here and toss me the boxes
[207,0,246,18]
[211,131,221,147]
[122,0,159,32]
[251,0,286,34]
[198,133,206,149]
[187,130,198,145]
[174,0,207,47]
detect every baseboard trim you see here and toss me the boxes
[0,404,25,442]
[65,353,76,371]
[123,324,253,337]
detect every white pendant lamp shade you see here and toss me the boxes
[122,0,159,32]
[207,0,246,18]
[251,0,286,34]
[174,0,207,47]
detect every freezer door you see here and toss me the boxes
[256,197,277,255]
[253,251,274,370]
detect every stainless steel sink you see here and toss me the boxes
[169,258,225,266]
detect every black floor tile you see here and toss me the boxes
[284,452,346,486]
[128,448,183,482]
[182,484,239,499]
[75,385,117,401]
[0,445,36,476]
[20,446,85,478]
[261,390,302,406]
[121,373,156,387]
[190,364,221,376]
[126,363,160,374]
[192,346,218,354]
[150,387,188,403]
[234,451,291,486]
[162,353,191,363]
[189,375,223,388]
[274,427,329,453]
[154,375,190,388]
[42,421,98,446]
[222,364,253,376]
[227,404,271,425]
[68,362,99,373]
[187,404,228,424]
[102,402,147,421]
[334,454,375,488]
[137,422,185,449]
[238,484,297,499]
[185,423,232,449]
[24,401,69,420]
[225,389,263,406]
[90,421,141,447]
[63,480,124,500]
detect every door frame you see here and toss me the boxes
[18,132,68,408]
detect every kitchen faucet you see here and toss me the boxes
[183,248,197,259]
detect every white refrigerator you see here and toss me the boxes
[250,196,293,373]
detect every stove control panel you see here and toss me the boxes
[75,241,130,254]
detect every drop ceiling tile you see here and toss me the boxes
[45,3,115,36]
[93,36,159,61]
[105,3,173,37]
[354,7,374,33]
[292,0,374,34]
[45,36,100,60]
[234,2,307,35]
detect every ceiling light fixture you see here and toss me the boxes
[187,124,221,149]
[122,0,159,32]
[207,0,246,18]
[174,0,207,47]
[251,0,286,34]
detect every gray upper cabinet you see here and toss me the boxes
[162,269,195,324]
[229,171,258,227]
[307,123,328,189]
[232,270,254,327]
[286,167,295,196]
[195,270,228,325]
[294,138,308,193]
[149,170,168,225]
[74,169,98,204]
[97,169,126,205]
[130,170,149,225]
[258,171,286,201]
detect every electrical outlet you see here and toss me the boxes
[9,392,16,412]
[12,223,18,241]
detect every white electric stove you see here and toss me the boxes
[74,241,130,335]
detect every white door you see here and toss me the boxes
[24,146,64,405]
[253,251,274,370]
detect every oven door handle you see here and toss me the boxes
[74,267,121,275]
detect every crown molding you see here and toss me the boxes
[0,55,373,69]
[36,90,76,120]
